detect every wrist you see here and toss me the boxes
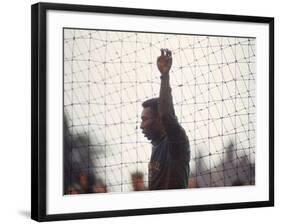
[160,73,169,79]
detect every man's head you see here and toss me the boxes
[140,98,164,142]
[92,179,107,193]
[131,172,145,191]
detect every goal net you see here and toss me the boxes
[63,28,255,193]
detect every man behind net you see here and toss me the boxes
[141,48,190,190]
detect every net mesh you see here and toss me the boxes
[63,28,256,193]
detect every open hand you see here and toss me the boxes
[157,48,172,76]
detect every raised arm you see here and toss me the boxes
[157,49,187,143]
[157,49,175,117]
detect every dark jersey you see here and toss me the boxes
[149,135,190,190]
[148,75,190,190]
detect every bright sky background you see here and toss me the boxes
[64,28,256,192]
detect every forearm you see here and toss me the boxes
[157,49,188,144]
[158,73,175,117]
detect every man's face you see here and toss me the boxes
[132,177,145,191]
[93,184,107,193]
[140,107,161,141]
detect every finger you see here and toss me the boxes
[157,56,161,63]
[165,49,169,57]
[160,48,164,56]
[167,49,171,57]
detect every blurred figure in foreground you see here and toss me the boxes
[92,179,107,193]
[131,172,146,191]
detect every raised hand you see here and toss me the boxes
[157,48,172,76]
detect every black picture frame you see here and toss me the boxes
[31,2,274,222]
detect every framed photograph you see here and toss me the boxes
[31,2,274,222]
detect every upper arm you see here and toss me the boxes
[161,113,188,144]
[162,114,190,160]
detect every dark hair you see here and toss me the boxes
[142,98,159,115]
[131,172,144,179]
